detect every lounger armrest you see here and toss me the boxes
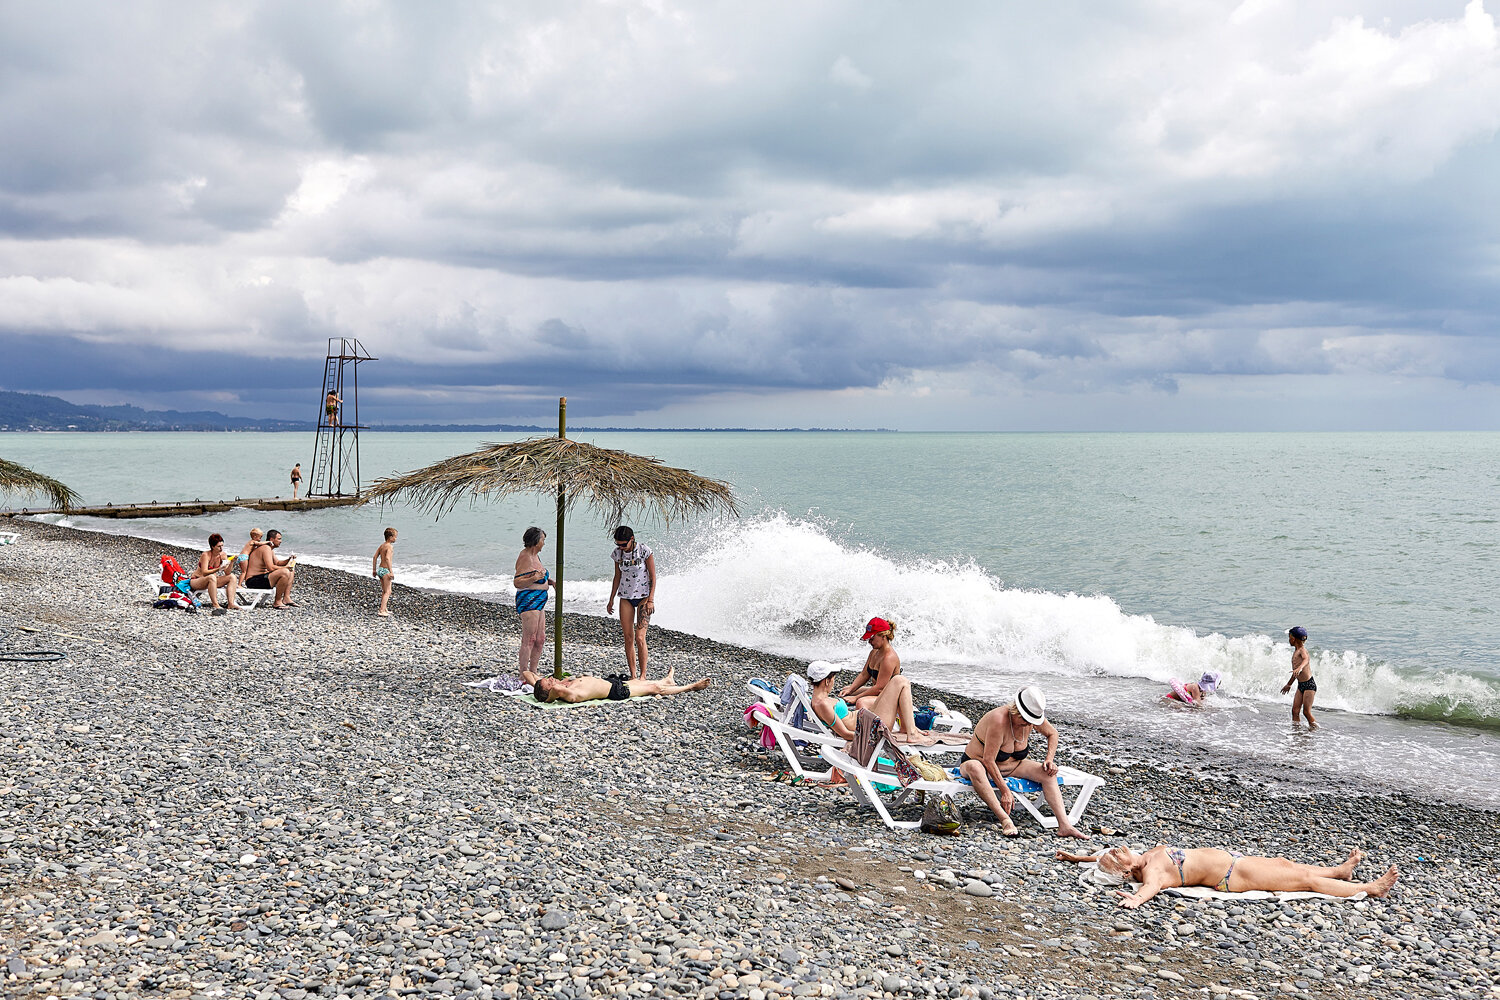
[760,716,841,747]
[819,745,862,772]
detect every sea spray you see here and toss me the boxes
[651,511,1500,726]
[39,504,1500,727]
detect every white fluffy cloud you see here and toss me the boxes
[1,0,1498,427]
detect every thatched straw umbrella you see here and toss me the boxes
[0,457,80,511]
[362,397,739,677]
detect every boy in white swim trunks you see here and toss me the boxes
[373,527,397,617]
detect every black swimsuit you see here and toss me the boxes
[963,739,1030,768]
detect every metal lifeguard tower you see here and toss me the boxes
[307,338,376,498]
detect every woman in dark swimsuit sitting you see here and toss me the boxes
[839,616,903,713]
[957,686,1085,839]
[1058,845,1397,908]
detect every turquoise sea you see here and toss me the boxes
[3,430,1497,805]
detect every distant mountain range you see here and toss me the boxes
[0,390,891,433]
[0,390,313,431]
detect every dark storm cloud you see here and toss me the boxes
[1,1,1499,428]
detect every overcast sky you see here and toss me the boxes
[3,0,1499,429]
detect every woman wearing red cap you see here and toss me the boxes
[840,616,902,713]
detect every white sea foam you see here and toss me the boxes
[306,553,517,596]
[648,511,1500,725]
[40,507,1500,725]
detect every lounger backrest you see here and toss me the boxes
[779,675,829,734]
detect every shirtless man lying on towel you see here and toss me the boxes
[531,669,711,704]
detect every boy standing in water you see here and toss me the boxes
[1280,626,1317,728]
[373,527,397,617]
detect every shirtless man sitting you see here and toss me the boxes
[242,528,297,610]
[959,685,1085,839]
[531,668,711,704]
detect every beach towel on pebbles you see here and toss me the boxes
[464,676,652,710]
[1075,864,1366,903]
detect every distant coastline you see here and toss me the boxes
[0,390,892,433]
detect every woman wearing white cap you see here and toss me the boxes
[958,686,1086,839]
[807,661,936,746]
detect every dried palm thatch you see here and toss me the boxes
[0,457,80,511]
[363,398,739,679]
[360,436,739,525]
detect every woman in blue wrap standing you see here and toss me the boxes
[514,526,555,682]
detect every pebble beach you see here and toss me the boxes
[1,519,1497,1000]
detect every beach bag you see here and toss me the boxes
[920,794,964,836]
[913,705,937,731]
[160,555,188,583]
[911,758,948,783]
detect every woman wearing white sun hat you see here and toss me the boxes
[958,686,1087,839]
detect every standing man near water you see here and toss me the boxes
[606,526,656,680]
[290,463,302,500]
[1281,626,1318,728]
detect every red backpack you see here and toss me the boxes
[160,555,188,583]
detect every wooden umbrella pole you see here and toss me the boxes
[554,396,566,679]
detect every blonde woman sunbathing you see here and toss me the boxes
[1057,845,1398,909]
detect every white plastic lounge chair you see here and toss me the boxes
[746,677,781,711]
[927,699,972,732]
[0,531,18,546]
[760,717,968,783]
[142,573,275,610]
[819,743,1105,832]
[942,762,1104,832]
[758,714,844,782]
[758,674,971,734]
[748,676,965,782]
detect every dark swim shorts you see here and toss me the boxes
[605,674,631,701]
[1297,677,1318,693]
[244,573,273,590]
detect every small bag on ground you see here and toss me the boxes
[920,793,964,835]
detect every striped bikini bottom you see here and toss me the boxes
[516,589,549,613]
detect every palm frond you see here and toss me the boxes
[360,436,739,525]
[0,457,81,511]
